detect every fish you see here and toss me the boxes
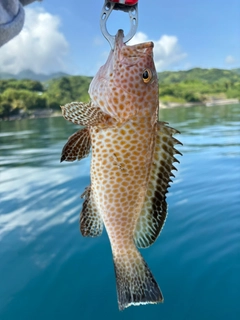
[60,29,182,310]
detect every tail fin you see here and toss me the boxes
[113,249,163,310]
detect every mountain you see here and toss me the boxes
[158,68,240,84]
[232,68,240,75]
[0,70,69,81]
[0,68,239,84]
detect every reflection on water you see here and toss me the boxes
[0,104,240,320]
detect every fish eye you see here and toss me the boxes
[142,69,152,83]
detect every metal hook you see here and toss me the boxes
[100,0,138,49]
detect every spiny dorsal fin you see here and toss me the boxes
[134,121,182,248]
[80,186,103,237]
[61,128,91,162]
[61,101,110,126]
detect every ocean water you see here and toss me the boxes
[0,104,240,320]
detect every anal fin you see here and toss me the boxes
[80,186,103,237]
[134,121,182,248]
[61,128,91,162]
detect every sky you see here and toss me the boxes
[0,0,239,76]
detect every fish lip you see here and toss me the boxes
[115,29,125,50]
[113,29,125,66]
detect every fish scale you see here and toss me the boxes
[61,29,182,310]
[90,115,154,245]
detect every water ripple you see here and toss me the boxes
[0,106,240,320]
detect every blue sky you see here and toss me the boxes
[0,0,239,75]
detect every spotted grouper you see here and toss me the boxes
[60,29,182,310]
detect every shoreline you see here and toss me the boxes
[160,98,239,109]
[1,99,239,122]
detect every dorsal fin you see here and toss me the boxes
[61,128,91,162]
[134,121,182,248]
[61,101,110,126]
[80,186,103,237]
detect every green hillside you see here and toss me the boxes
[158,68,240,84]
[0,76,91,119]
[158,68,240,103]
[0,70,69,81]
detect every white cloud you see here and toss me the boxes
[129,31,148,44]
[129,32,187,71]
[0,8,69,74]
[225,55,237,65]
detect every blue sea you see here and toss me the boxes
[0,104,240,320]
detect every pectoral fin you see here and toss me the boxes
[80,186,103,237]
[61,101,110,126]
[134,121,182,248]
[61,128,91,162]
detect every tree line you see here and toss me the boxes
[158,68,240,104]
[0,68,239,119]
[0,76,91,119]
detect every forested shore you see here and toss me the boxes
[0,68,239,120]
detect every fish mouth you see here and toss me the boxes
[115,29,125,50]
[115,29,154,56]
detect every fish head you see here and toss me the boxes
[89,30,159,122]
